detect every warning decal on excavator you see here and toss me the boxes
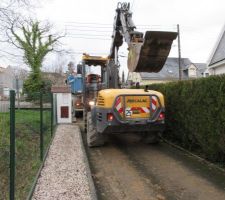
[151,96,157,112]
[114,95,160,119]
[115,96,123,115]
[125,96,150,119]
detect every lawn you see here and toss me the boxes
[0,110,51,200]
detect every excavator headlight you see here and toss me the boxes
[89,100,95,106]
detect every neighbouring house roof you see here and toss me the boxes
[194,63,207,74]
[139,57,191,80]
[208,24,225,66]
[138,57,207,81]
[51,85,71,93]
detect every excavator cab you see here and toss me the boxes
[81,54,109,110]
[82,53,109,67]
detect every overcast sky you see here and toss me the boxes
[5,0,225,76]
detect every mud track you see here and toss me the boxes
[84,133,225,200]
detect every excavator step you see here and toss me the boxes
[128,31,177,73]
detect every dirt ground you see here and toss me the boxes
[85,133,225,200]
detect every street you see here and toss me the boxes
[85,133,225,200]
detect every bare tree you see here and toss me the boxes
[0,1,31,30]
[0,0,32,59]
[50,53,70,74]
[68,61,75,74]
[42,51,76,74]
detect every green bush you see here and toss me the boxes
[147,75,225,163]
[23,73,52,101]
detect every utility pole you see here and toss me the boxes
[15,77,20,110]
[82,61,87,132]
[114,46,119,88]
[122,70,125,84]
[177,24,182,80]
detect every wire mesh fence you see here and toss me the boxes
[0,91,57,200]
[0,91,10,200]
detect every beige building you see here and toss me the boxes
[127,57,206,86]
[0,66,14,88]
[0,66,15,98]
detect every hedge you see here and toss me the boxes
[147,75,225,163]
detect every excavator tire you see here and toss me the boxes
[87,112,105,147]
[141,132,160,144]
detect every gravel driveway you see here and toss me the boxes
[32,124,95,200]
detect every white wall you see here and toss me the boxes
[0,66,14,90]
[127,72,141,83]
[214,65,225,75]
[56,93,72,123]
[3,88,10,97]
[188,64,197,78]
[209,60,225,75]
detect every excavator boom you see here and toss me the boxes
[110,2,177,73]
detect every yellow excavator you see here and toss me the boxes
[82,2,177,147]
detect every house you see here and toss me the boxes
[207,24,225,75]
[0,66,15,98]
[194,63,209,77]
[127,57,207,86]
[0,66,27,99]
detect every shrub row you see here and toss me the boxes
[147,75,225,163]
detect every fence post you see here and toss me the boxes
[40,92,43,161]
[51,93,53,137]
[9,90,15,200]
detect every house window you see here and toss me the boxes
[205,73,209,77]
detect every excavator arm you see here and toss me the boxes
[109,2,178,73]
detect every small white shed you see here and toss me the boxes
[51,86,72,123]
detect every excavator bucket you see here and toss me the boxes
[128,31,178,73]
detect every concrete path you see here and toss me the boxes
[32,124,96,200]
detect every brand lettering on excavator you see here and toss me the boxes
[126,99,147,103]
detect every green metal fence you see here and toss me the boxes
[0,91,10,200]
[0,91,57,200]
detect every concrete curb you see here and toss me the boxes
[77,127,98,200]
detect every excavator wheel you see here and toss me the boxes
[87,112,105,147]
